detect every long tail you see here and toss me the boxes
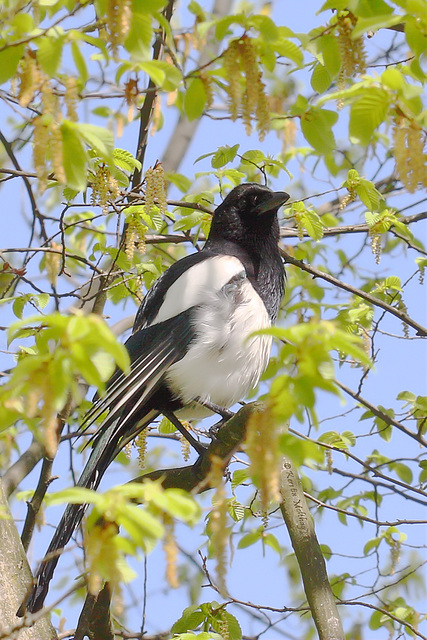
[19,313,192,614]
[19,411,157,615]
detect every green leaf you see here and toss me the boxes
[166,172,192,192]
[158,416,177,433]
[11,12,34,36]
[228,500,245,521]
[279,433,324,466]
[405,15,427,56]
[184,77,207,121]
[139,60,182,91]
[231,468,249,489]
[124,11,153,57]
[351,14,403,39]
[37,33,64,76]
[383,276,402,291]
[369,609,385,630]
[263,533,282,555]
[317,33,341,77]
[171,606,206,634]
[173,210,205,232]
[12,296,26,319]
[0,44,25,84]
[77,123,114,162]
[237,530,261,549]
[248,14,279,41]
[392,462,413,484]
[355,0,394,18]
[364,536,381,554]
[349,88,390,145]
[381,67,404,91]
[301,108,337,153]
[375,418,392,442]
[63,187,79,201]
[302,210,324,240]
[211,144,240,168]
[319,0,348,11]
[113,148,141,172]
[61,121,87,190]
[46,486,101,506]
[71,40,88,84]
[118,505,164,544]
[211,610,242,640]
[311,63,332,94]
[355,179,383,211]
[320,544,332,560]
[273,38,304,66]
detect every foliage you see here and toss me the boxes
[0,0,426,638]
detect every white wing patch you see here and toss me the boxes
[165,278,272,410]
[151,255,245,325]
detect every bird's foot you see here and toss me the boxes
[197,399,234,421]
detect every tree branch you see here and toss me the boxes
[0,129,47,245]
[132,402,258,490]
[280,458,345,640]
[131,0,176,188]
[84,404,343,640]
[74,584,114,640]
[281,250,427,337]
[2,437,44,498]
[336,380,427,448]
[0,481,57,639]
[20,398,74,551]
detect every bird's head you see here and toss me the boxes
[207,183,290,247]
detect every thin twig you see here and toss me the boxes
[281,250,427,337]
[336,380,427,448]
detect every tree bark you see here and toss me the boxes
[0,480,57,640]
[280,458,345,640]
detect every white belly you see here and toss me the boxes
[165,278,272,411]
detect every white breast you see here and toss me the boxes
[165,277,272,411]
[151,255,246,325]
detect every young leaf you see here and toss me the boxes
[61,121,87,190]
[184,77,207,121]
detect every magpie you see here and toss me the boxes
[20,182,289,614]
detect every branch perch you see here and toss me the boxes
[0,481,57,640]
[82,404,344,640]
[280,458,345,640]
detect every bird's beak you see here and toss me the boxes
[253,191,290,215]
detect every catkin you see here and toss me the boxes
[336,11,366,86]
[64,77,79,122]
[163,514,179,589]
[223,36,270,139]
[245,406,281,512]
[106,0,131,57]
[208,455,228,596]
[393,118,427,193]
[17,49,41,107]
[91,165,120,214]
[144,164,167,218]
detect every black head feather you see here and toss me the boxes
[206,183,289,248]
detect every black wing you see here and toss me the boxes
[83,307,195,441]
[134,250,209,330]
